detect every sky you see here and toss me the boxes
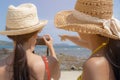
[0,0,120,45]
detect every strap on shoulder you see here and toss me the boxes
[42,56,51,80]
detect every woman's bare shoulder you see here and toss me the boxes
[84,56,109,73]
[83,56,110,80]
[28,54,45,80]
[28,53,44,67]
[85,56,109,67]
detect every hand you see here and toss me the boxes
[59,34,69,41]
[43,34,56,58]
[43,34,53,47]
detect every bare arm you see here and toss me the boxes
[43,35,60,80]
[59,35,90,49]
[43,35,57,59]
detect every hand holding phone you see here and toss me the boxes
[36,36,50,45]
[35,35,50,56]
[43,35,53,47]
[43,35,57,58]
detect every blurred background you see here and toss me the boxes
[0,0,120,70]
[0,0,119,45]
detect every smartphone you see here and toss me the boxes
[36,36,50,45]
[35,36,50,56]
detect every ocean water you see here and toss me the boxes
[0,45,91,58]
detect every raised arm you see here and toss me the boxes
[43,35,60,80]
[43,34,57,59]
[59,34,90,49]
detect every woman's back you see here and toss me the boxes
[0,54,13,80]
[27,53,60,80]
[0,52,60,80]
[82,52,115,80]
[0,3,60,80]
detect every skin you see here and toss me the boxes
[0,33,60,80]
[59,32,115,80]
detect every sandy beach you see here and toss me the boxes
[60,71,82,80]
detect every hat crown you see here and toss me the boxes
[74,0,113,19]
[6,3,39,30]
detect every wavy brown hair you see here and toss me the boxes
[105,39,120,80]
[8,31,38,80]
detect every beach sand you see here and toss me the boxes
[60,71,82,80]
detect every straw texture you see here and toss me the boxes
[54,0,120,39]
[0,3,47,35]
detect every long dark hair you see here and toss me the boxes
[105,38,120,80]
[8,31,38,80]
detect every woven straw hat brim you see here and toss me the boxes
[0,20,47,35]
[54,10,118,39]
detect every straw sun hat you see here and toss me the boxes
[0,3,47,35]
[54,0,120,39]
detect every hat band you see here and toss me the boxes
[6,21,40,30]
[72,10,120,38]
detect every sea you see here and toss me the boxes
[0,45,91,58]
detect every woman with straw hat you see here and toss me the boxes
[55,0,120,80]
[0,3,60,80]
